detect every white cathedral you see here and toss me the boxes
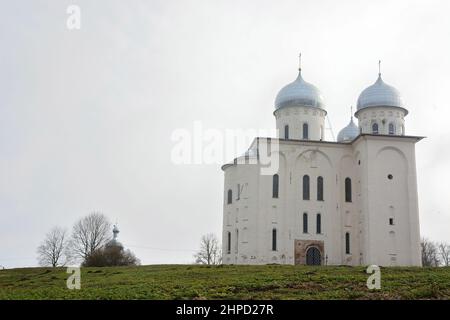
[221,60,422,267]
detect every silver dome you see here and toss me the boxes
[275,71,325,110]
[243,148,257,158]
[106,225,123,248]
[337,118,359,143]
[357,74,404,111]
[236,147,258,162]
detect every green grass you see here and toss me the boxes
[0,265,449,300]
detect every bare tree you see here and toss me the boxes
[68,212,112,262]
[438,242,450,267]
[37,227,68,267]
[194,233,222,265]
[421,237,440,267]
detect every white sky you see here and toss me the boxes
[1,0,450,268]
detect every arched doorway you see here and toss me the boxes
[306,247,321,266]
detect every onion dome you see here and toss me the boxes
[357,73,405,113]
[234,146,258,163]
[106,225,123,248]
[275,70,325,111]
[337,117,359,143]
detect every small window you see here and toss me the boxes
[303,213,308,233]
[389,123,395,135]
[372,123,379,135]
[389,218,394,226]
[235,229,239,253]
[345,232,350,254]
[317,176,324,201]
[227,189,232,204]
[345,178,352,203]
[284,125,289,139]
[388,174,393,180]
[237,184,240,200]
[303,123,309,140]
[316,214,322,234]
[272,174,279,198]
[227,232,231,254]
[272,228,277,251]
[303,175,310,200]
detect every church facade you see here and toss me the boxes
[221,62,422,267]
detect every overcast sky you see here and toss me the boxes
[1,0,450,268]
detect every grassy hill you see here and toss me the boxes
[0,264,449,300]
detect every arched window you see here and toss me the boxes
[227,232,231,254]
[227,189,232,204]
[317,176,324,201]
[303,123,309,140]
[272,228,277,251]
[303,213,308,233]
[372,123,379,134]
[303,175,310,200]
[345,178,352,203]
[272,174,279,198]
[284,125,289,139]
[389,123,395,135]
[316,214,322,234]
[345,232,350,254]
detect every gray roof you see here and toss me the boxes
[275,71,325,111]
[337,118,360,142]
[357,74,404,111]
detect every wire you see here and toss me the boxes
[124,244,197,253]
[0,257,36,262]
[326,114,336,141]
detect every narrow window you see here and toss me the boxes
[303,123,309,140]
[237,184,240,200]
[303,213,308,233]
[389,123,395,135]
[345,178,352,203]
[235,229,239,253]
[372,123,379,134]
[284,125,289,139]
[389,218,394,226]
[317,176,324,201]
[227,232,231,254]
[272,228,277,251]
[345,232,350,254]
[227,189,232,204]
[303,175,310,200]
[316,214,322,234]
[272,174,279,198]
